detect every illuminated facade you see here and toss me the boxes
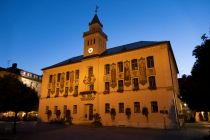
[0,63,42,96]
[39,14,182,129]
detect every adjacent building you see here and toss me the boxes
[39,14,182,128]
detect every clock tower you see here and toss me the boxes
[83,14,108,57]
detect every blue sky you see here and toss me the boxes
[0,0,210,76]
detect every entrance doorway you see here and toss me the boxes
[84,104,93,121]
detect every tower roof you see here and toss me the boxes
[89,14,103,27]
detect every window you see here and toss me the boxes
[118,62,123,72]
[105,103,110,113]
[66,72,70,81]
[75,70,79,79]
[134,102,140,113]
[151,101,158,113]
[131,59,138,70]
[105,82,110,91]
[49,75,52,83]
[133,78,139,90]
[45,106,49,114]
[87,40,89,46]
[119,103,124,113]
[54,106,58,114]
[118,80,124,91]
[64,87,68,96]
[149,76,156,89]
[93,38,95,44]
[88,66,93,77]
[104,64,110,74]
[73,105,77,114]
[147,56,154,68]
[56,88,59,97]
[63,105,67,114]
[57,73,61,82]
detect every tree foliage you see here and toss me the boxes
[179,34,210,111]
[0,75,39,134]
[0,75,39,113]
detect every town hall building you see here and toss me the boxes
[38,13,182,129]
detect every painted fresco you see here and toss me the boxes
[111,63,117,88]
[139,57,147,85]
[60,72,65,93]
[124,60,131,87]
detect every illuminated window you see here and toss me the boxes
[134,102,140,113]
[119,103,124,113]
[147,56,154,68]
[151,101,158,113]
[105,103,110,113]
[104,64,110,74]
[73,105,77,114]
[149,76,156,89]
[131,59,138,70]
[118,62,123,72]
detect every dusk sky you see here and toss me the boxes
[0,0,210,76]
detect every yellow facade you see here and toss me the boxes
[39,14,182,129]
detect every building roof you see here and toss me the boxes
[42,41,179,73]
[89,14,103,27]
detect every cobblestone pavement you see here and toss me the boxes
[0,122,210,140]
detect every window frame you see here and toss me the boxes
[151,101,158,113]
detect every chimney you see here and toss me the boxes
[12,63,17,69]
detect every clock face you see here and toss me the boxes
[88,48,93,54]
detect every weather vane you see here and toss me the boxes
[95,5,99,14]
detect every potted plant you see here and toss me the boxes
[125,108,131,120]
[110,108,116,121]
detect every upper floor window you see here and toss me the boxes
[118,80,124,92]
[131,59,138,70]
[88,66,93,77]
[133,78,139,90]
[149,76,156,89]
[57,73,61,82]
[105,82,110,91]
[74,86,78,94]
[75,70,79,79]
[151,101,158,113]
[66,72,70,81]
[147,56,154,68]
[104,64,110,75]
[118,62,123,72]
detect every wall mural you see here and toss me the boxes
[139,57,147,85]
[60,72,65,93]
[124,60,131,87]
[51,74,56,94]
[83,75,96,85]
[111,63,117,88]
[69,71,74,93]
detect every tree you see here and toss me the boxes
[0,75,39,134]
[179,34,210,111]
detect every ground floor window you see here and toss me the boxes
[105,103,110,113]
[151,101,158,113]
[119,103,124,113]
[134,102,140,113]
